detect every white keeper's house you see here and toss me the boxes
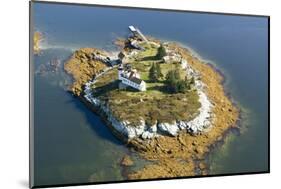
[118,64,146,91]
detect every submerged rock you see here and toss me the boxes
[36,58,61,75]
[120,155,134,166]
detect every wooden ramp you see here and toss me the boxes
[128,25,148,42]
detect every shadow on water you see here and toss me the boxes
[36,49,125,149]
[64,92,124,147]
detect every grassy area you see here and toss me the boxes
[94,69,118,88]
[91,44,201,126]
[98,89,200,126]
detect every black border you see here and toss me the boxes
[29,0,270,188]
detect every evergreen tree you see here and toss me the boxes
[156,44,167,59]
[165,70,177,92]
[155,63,163,79]
[149,62,163,82]
[165,68,191,93]
[149,63,157,82]
[176,80,190,93]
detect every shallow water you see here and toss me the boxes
[32,2,268,186]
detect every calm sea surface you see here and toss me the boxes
[32,2,268,186]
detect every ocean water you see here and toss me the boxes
[31,2,269,186]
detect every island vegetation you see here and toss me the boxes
[64,26,239,179]
[91,42,200,126]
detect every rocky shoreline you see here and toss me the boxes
[83,58,213,140]
[64,41,239,179]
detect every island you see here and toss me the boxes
[33,31,43,55]
[64,26,239,179]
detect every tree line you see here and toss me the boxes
[149,62,195,93]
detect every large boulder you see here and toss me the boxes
[141,131,154,139]
[157,122,179,136]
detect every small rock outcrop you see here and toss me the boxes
[158,122,179,136]
[120,155,134,166]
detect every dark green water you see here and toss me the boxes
[32,2,269,186]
